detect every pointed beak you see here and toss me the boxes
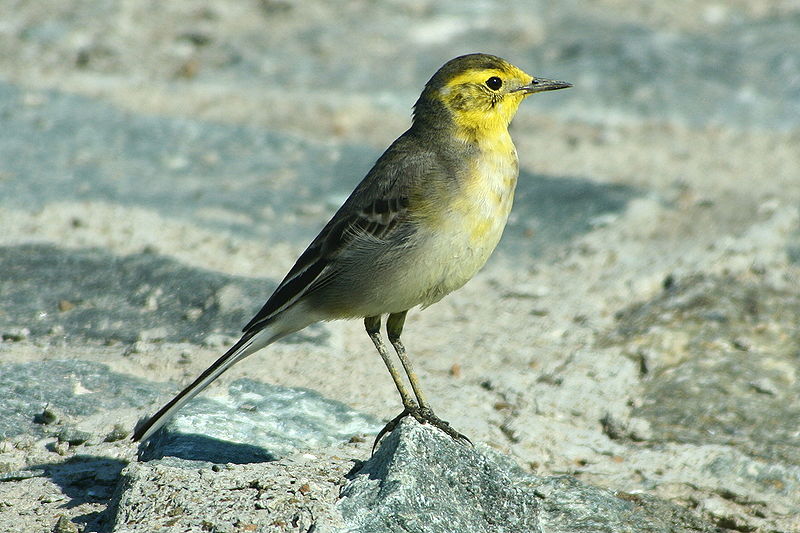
[514,77,573,94]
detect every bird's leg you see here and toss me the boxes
[365,315,417,411]
[385,311,430,410]
[367,314,421,452]
[377,311,471,446]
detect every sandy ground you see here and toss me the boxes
[1,1,799,531]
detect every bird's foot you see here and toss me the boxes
[409,406,472,444]
[372,405,471,453]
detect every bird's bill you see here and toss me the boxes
[514,77,573,94]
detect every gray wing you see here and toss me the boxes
[242,131,440,332]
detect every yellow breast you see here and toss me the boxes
[409,131,519,307]
[460,135,518,245]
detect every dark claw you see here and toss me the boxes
[372,406,472,454]
[372,409,409,454]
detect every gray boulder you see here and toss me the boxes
[110,418,717,532]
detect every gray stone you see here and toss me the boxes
[339,419,717,533]
[52,514,79,533]
[56,426,92,446]
[111,419,717,532]
[607,274,800,465]
[0,360,171,440]
[137,378,382,464]
[339,419,543,533]
[110,449,353,533]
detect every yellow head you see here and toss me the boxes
[413,54,571,143]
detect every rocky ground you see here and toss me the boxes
[0,1,798,532]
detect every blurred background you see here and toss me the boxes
[0,1,799,531]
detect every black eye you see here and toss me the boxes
[485,76,502,90]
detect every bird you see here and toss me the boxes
[132,53,571,444]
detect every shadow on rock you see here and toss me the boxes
[0,243,328,346]
[503,170,640,257]
[137,432,275,464]
[26,455,128,532]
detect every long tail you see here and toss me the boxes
[132,328,276,442]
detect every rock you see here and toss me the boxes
[57,426,92,446]
[609,274,800,465]
[135,326,168,342]
[0,360,172,440]
[111,418,717,532]
[52,515,79,533]
[33,406,62,425]
[136,378,382,463]
[1,327,30,342]
[104,424,130,442]
[339,419,717,533]
[109,450,353,532]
